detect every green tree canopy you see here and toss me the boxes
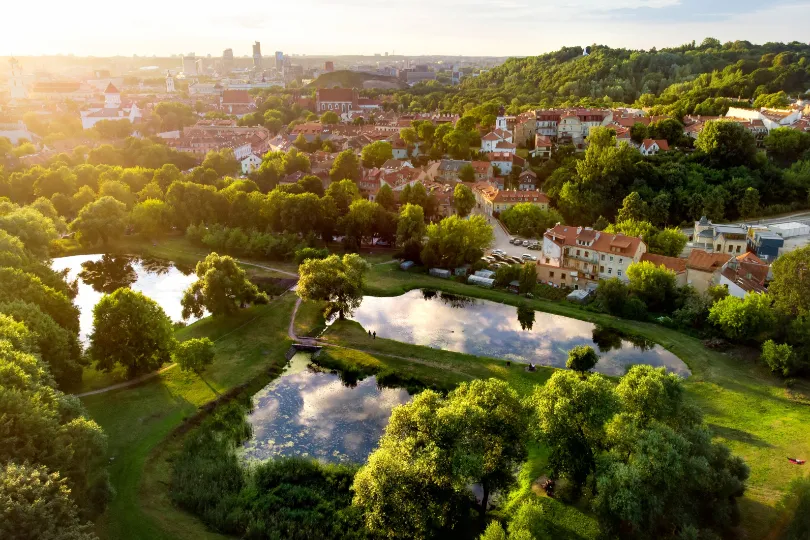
[709,292,777,342]
[329,150,361,182]
[626,260,677,312]
[181,253,268,319]
[70,196,127,246]
[173,337,215,373]
[130,199,169,239]
[89,288,176,378]
[566,345,599,375]
[695,120,757,168]
[296,254,369,319]
[452,183,475,217]
[361,141,394,169]
[769,245,810,316]
[421,215,494,269]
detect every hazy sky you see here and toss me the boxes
[4,0,809,57]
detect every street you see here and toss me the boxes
[474,207,540,258]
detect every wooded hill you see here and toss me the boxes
[448,39,810,116]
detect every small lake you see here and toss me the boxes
[242,353,411,464]
[51,254,200,342]
[346,289,690,377]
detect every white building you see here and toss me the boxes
[725,107,803,132]
[241,154,263,175]
[639,139,669,156]
[0,121,36,144]
[480,128,515,154]
[79,83,142,130]
[166,71,176,93]
[8,58,27,100]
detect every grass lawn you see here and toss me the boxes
[81,294,296,540]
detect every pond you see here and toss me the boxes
[345,289,690,377]
[51,254,200,342]
[242,352,411,464]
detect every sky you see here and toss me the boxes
[4,0,809,57]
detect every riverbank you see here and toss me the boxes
[81,294,297,540]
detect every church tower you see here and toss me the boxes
[104,82,121,108]
[165,71,175,93]
[9,58,27,100]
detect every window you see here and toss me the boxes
[617,270,622,277]
[619,258,623,264]
[600,265,605,273]
[717,244,721,252]
[585,251,589,257]
[728,245,733,253]
[549,271,554,278]
[576,249,581,256]
[736,245,741,253]
[545,258,550,264]
[610,256,614,262]
[601,254,605,261]
[608,268,612,274]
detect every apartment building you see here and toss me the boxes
[535,225,647,290]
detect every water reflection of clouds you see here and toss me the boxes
[349,290,689,377]
[243,364,411,464]
[51,254,201,342]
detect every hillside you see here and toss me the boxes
[446,40,810,115]
[307,69,405,90]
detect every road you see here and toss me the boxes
[474,208,540,259]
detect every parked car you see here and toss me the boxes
[521,254,538,261]
[528,244,539,250]
[522,240,530,247]
[492,249,505,256]
[510,238,520,245]
[509,257,523,265]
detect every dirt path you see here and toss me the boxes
[237,260,298,278]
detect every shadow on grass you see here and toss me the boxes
[708,424,774,449]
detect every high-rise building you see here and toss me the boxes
[253,42,263,69]
[222,48,234,72]
[275,51,284,71]
[182,54,197,76]
[324,61,334,72]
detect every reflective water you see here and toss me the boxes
[51,254,199,342]
[346,289,690,376]
[242,353,411,463]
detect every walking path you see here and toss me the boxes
[237,260,299,277]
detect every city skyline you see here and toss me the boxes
[3,0,810,58]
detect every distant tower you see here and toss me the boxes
[275,51,284,71]
[9,58,27,100]
[253,42,263,70]
[222,48,234,72]
[165,71,175,93]
[183,54,197,76]
[104,82,121,108]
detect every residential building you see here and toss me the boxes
[517,169,538,191]
[534,108,613,147]
[718,252,769,298]
[241,154,262,175]
[0,121,36,144]
[748,230,784,261]
[639,139,669,156]
[725,106,803,132]
[489,152,525,175]
[536,225,647,290]
[188,82,222,96]
[512,112,537,146]
[470,161,494,181]
[685,249,732,293]
[473,184,549,216]
[530,134,552,159]
[220,89,253,115]
[688,216,747,256]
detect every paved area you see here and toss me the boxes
[474,208,540,259]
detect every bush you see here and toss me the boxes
[761,340,798,377]
[295,247,329,265]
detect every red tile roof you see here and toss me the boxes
[545,224,644,256]
[104,82,119,94]
[641,253,686,274]
[491,190,549,204]
[222,89,251,104]
[686,250,732,272]
[642,138,669,151]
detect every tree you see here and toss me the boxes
[130,199,169,239]
[617,192,648,222]
[452,183,475,217]
[297,175,324,197]
[98,180,135,207]
[0,268,79,333]
[93,119,133,140]
[630,122,648,144]
[329,150,360,182]
[70,196,127,246]
[738,187,760,219]
[173,337,215,374]
[530,370,618,490]
[695,120,757,167]
[0,300,82,390]
[201,149,240,177]
[499,204,564,238]
[761,340,798,377]
[769,245,810,316]
[0,206,58,258]
[647,227,688,257]
[0,463,96,540]
[297,254,369,319]
[376,183,396,211]
[361,141,393,168]
[518,261,536,294]
[399,127,418,145]
[626,261,676,313]
[709,292,777,341]
[181,253,268,319]
[325,178,361,215]
[764,127,810,165]
[421,215,494,269]
[458,163,476,183]
[89,288,176,378]
[566,345,599,375]
[320,111,339,125]
[396,203,426,261]
[779,477,810,540]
